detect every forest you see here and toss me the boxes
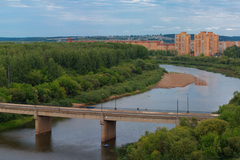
[116,91,240,159]
[0,41,167,122]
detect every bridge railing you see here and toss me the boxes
[0,102,216,114]
[93,106,215,114]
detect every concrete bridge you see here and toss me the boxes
[0,103,218,142]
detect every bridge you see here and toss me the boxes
[0,103,218,142]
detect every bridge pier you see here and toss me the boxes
[175,117,180,126]
[100,115,116,142]
[34,111,52,135]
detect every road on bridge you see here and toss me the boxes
[0,103,218,119]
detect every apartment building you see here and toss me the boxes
[105,40,165,50]
[175,32,191,55]
[219,41,240,53]
[158,44,175,51]
[190,40,194,52]
[194,31,219,56]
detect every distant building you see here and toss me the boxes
[194,31,219,56]
[175,32,191,55]
[88,40,168,51]
[158,44,175,51]
[219,41,240,53]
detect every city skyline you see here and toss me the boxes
[1,0,240,37]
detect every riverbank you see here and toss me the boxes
[0,116,33,131]
[73,72,197,107]
[152,72,196,89]
[72,88,152,108]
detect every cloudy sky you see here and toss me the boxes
[1,0,240,37]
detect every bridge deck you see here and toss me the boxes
[0,103,218,124]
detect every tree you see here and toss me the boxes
[0,67,7,87]
[58,76,81,95]
[199,132,221,159]
[195,118,228,137]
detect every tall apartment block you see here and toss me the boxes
[194,31,219,56]
[219,41,240,53]
[175,32,191,55]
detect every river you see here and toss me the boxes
[1,65,240,160]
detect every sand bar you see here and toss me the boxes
[152,73,197,89]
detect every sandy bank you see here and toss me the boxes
[152,73,196,89]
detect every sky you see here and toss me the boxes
[0,0,240,37]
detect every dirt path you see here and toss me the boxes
[152,73,196,89]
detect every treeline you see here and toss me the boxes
[149,49,177,57]
[156,55,240,78]
[117,92,240,159]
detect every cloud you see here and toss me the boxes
[152,26,165,28]
[5,0,29,7]
[120,0,157,6]
[159,17,177,22]
[205,27,220,30]
[46,3,63,10]
[226,28,235,30]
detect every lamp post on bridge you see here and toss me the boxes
[50,89,52,106]
[101,93,104,112]
[176,97,179,126]
[177,97,179,118]
[187,93,189,113]
[34,90,37,109]
[114,91,116,110]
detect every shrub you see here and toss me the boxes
[58,99,72,107]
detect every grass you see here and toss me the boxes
[0,116,33,131]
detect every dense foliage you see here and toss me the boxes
[116,92,240,160]
[224,45,240,58]
[149,49,177,57]
[0,41,167,123]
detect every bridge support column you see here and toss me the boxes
[35,115,52,135]
[100,115,116,142]
[175,117,180,126]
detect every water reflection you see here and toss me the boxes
[35,132,52,152]
[101,138,117,160]
[194,78,208,86]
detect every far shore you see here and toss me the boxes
[73,72,197,108]
[152,72,197,89]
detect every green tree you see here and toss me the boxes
[58,76,81,95]
[0,67,7,87]
[199,132,221,159]
[195,118,228,137]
